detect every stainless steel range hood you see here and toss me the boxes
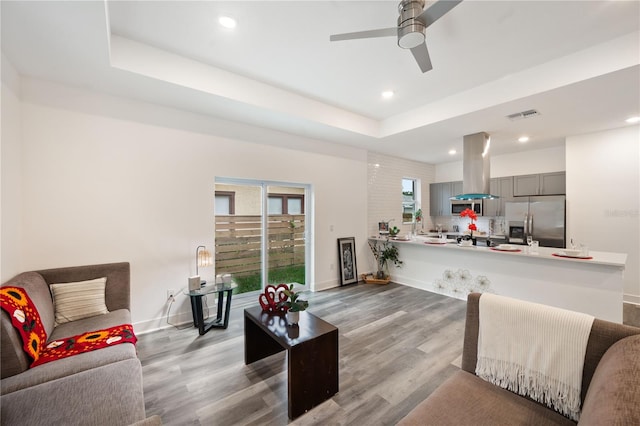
[451,132,498,200]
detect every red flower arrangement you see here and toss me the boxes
[460,208,478,236]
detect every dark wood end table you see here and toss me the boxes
[244,306,339,419]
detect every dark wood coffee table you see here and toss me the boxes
[244,306,338,419]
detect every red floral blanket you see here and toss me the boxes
[0,286,137,368]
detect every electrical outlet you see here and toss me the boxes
[167,289,175,300]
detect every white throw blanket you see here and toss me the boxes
[476,294,594,421]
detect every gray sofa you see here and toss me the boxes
[1,262,147,426]
[398,292,640,425]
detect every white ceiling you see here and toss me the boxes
[2,1,639,164]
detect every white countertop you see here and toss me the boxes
[370,236,627,268]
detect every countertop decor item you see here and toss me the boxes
[259,284,289,313]
[278,284,309,324]
[460,207,478,245]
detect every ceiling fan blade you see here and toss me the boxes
[410,43,433,73]
[330,27,397,42]
[416,0,463,28]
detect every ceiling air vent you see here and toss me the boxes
[506,109,540,121]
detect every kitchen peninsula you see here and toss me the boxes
[373,236,627,322]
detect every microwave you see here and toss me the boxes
[451,200,482,216]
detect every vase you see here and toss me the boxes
[286,311,300,324]
[463,235,477,246]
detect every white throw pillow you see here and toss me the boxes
[50,277,109,325]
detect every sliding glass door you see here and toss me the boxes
[214,182,263,293]
[266,185,306,287]
[214,178,310,294]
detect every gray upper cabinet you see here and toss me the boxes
[429,181,463,216]
[540,172,566,195]
[431,173,563,217]
[429,183,442,216]
[483,177,513,216]
[513,174,539,196]
[513,172,565,196]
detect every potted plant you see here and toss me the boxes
[278,284,309,324]
[460,208,478,245]
[368,240,403,280]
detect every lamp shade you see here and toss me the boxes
[196,245,213,277]
[197,248,213,267]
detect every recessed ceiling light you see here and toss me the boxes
[518,136,530,143]
[381,90,394,99]
[448,149,457,155]
[625,116,640,124]
[219,16,237,29]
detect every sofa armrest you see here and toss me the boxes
[37,262,131,312]
[460,292,481,374]
[580,318,640,402]
[579,335,640,425]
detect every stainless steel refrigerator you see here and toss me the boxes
[505,196,566,248]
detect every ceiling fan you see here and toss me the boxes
[330,0,462,73]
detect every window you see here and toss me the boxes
[215,191,235,215]
[268,194,304,215]
[402,178,419,223]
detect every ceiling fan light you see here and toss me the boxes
[398,30,425,49]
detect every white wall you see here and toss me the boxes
[566,126,640,304]
[1,55,23,281]
[10,77,368,333]
[435,145,566,182]
[367,152,436,271]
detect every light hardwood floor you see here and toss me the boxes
[137,283,467,425]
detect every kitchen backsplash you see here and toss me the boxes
[433,215,508,236]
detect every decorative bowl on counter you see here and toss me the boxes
[425,237,447,244]
[561,249,582,257]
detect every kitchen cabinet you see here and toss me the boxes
[430,182,449,216]
[540,172,566,195]
[483,177,513,217]
[430,181,463,216]
[513,172,565,196]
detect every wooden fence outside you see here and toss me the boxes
[215,214,305,277]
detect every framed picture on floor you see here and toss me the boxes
[338,237,358,286]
